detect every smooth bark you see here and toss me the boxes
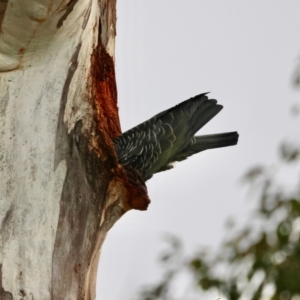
[0,0,148,299]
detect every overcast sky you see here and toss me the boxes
[97,1,300,299]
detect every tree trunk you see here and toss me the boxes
[0,0,149,299]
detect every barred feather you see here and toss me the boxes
[114,93,239,181]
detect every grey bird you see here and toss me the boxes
[114,93,238,181]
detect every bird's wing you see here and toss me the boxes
[114,118,176,180]
[114,94,223,180]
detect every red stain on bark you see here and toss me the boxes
[90,46,121,140]
[89,44,150,211]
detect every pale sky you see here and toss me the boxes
[97,1,300,299]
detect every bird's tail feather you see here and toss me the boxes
[175,131,239,161]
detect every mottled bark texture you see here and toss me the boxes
[0,0,149,299]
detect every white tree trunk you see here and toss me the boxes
[0,0,149,299]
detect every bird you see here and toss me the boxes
[114,93,238,181]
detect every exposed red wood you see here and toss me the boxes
[89,44,150,211]
[90,45,121,140]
